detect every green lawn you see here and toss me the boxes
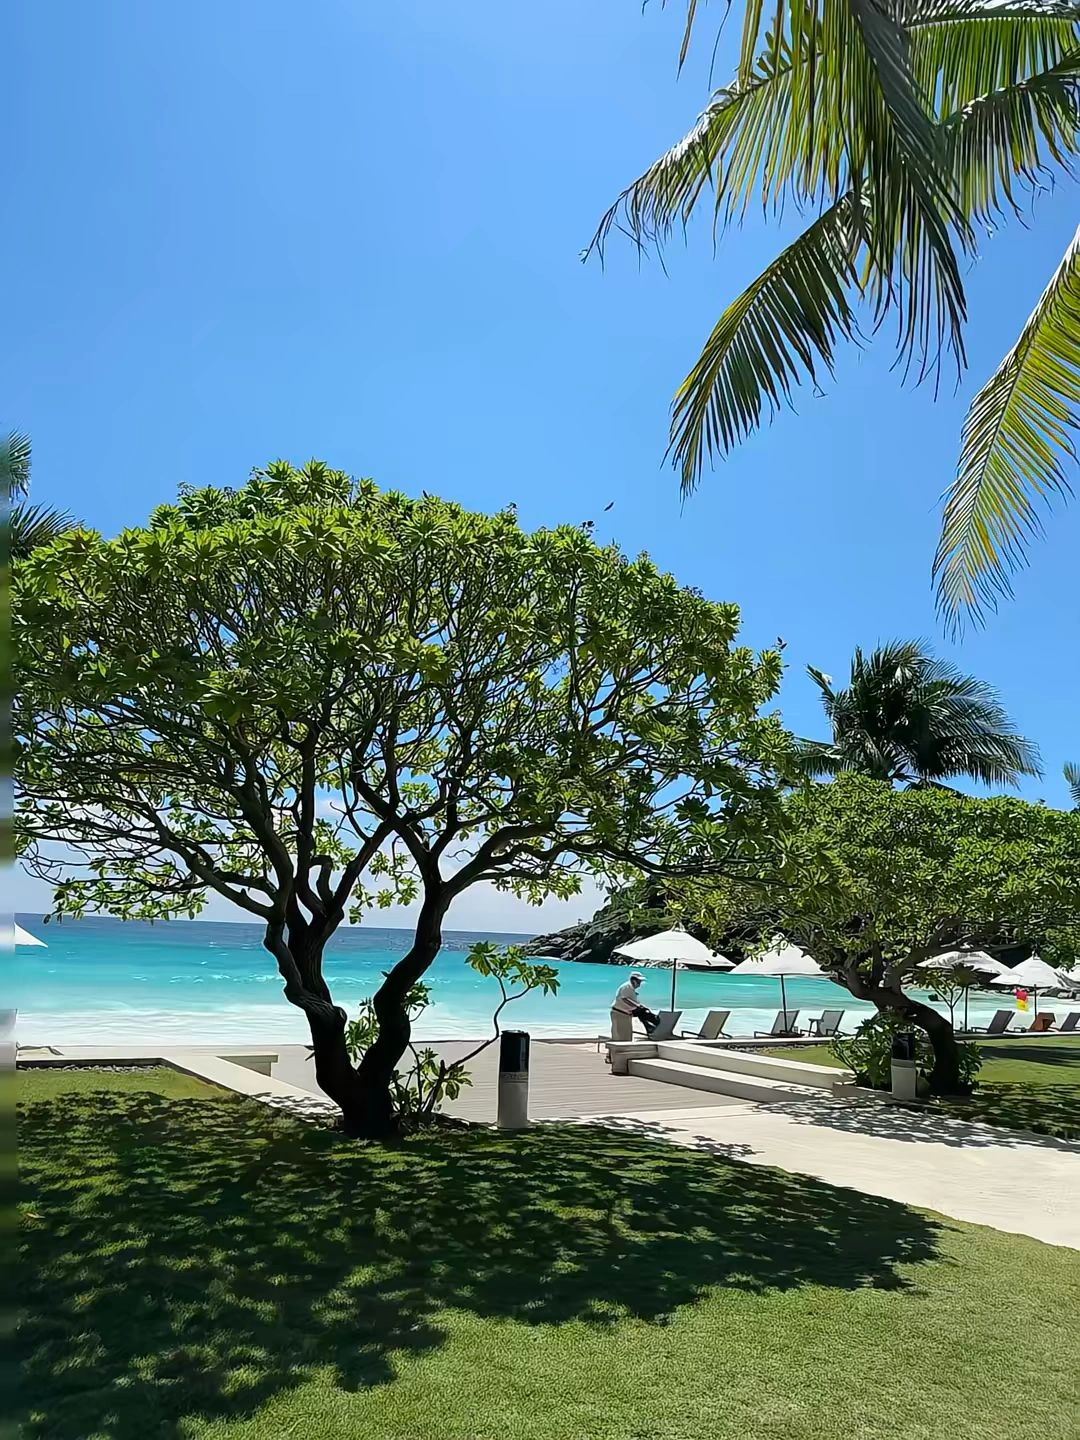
[16,1065,230,1103]
[765,1036,1080,1140]
[17,1068,1080,1440]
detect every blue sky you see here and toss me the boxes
[9,1,1078,927]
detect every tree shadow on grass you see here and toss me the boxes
[18,1090,944,1440]
[979,1041,1080,1072]
[933,1083,1080,1142]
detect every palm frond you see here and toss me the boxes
[935,222,1080,626]
[806,664,838,702]
[9,501,75,561]
[1,430,32,499]
[794,737,845,777]
[906,0,1080,114]
[587,32,854,259]
[748,0,970,280]
[1064,760,1080,806]
[670,195,865,486]
[944,52,1080,227]
[587,51,796,257]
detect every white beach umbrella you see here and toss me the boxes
[917,951,1005,1029]
[918,949,1007,977]
[991,956,1063,1018]
[729,938,825,1019]
[614,927,734,1008]
[14,923,46,948]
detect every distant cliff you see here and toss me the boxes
[527,880,1033,972]
[526,883,712,966]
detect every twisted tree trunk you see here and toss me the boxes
[873,989,965,1094]
[268,893,450,1139]
[354,894,448,1135]
[839,963,967,1095]
[305,1001,381,1135]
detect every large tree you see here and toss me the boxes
[15,461,792,1136]
[590,1,1080,627]
[799,639,1040,787]
[691,775,1080,1091]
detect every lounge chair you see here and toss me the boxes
[1028,1012,1056,1033]
[755,1010,802,1038]
[679,1009,731,1041]
[646,1010,683,1042]
[1059,1012,1080,1033]
[808,1009,846,1038]
[971,1009,1013,1035]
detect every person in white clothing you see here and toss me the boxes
[610,972,644,1041]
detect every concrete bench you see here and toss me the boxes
[597,1038,658,1074]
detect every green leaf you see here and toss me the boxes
[669,195,863,482]
[936,223,1080,627]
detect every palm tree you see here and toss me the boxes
[590,1,1080,629]
[800,640,1041,787]
[3,431,74,560]
[1065,762,1080,807]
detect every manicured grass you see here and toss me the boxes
[17,1065,230,1103]
[765,1035,1080,1140]
[17,1078,1080,1440]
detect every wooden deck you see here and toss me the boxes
[269,1040,744,1122]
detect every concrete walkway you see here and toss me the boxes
[580,1093,1080,1251]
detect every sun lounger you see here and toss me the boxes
[755,1010,802,1038]
[1059,1012,1080,1033]
[646,1010,683,1042]
[597,1008,683,1052]
[808,1009,846,1038]
[680,1009,731,1040]
[971,1009,1013,1035]
[1027,1012,1056,1033]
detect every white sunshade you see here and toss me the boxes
[918,950,1008,977]
[14,923,46,948]
[730,938,825,978]
[990,957,1065,991]
[614,928,733,970]
[728,938,826,1025]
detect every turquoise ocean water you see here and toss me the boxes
[10,914,1011,1045]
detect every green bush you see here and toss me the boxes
[833,1010,982,1091]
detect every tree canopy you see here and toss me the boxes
[691,774,1080,1089]
[799,639,1041,788]
[15,460,793,1133]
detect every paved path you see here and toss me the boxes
[580,1094,1080,1250]
[270,1040,747,1120]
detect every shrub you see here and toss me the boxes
[833,1011,982,1092]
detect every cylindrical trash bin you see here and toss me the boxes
[890,1031,918,1100]
[497,1030,531,1130]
